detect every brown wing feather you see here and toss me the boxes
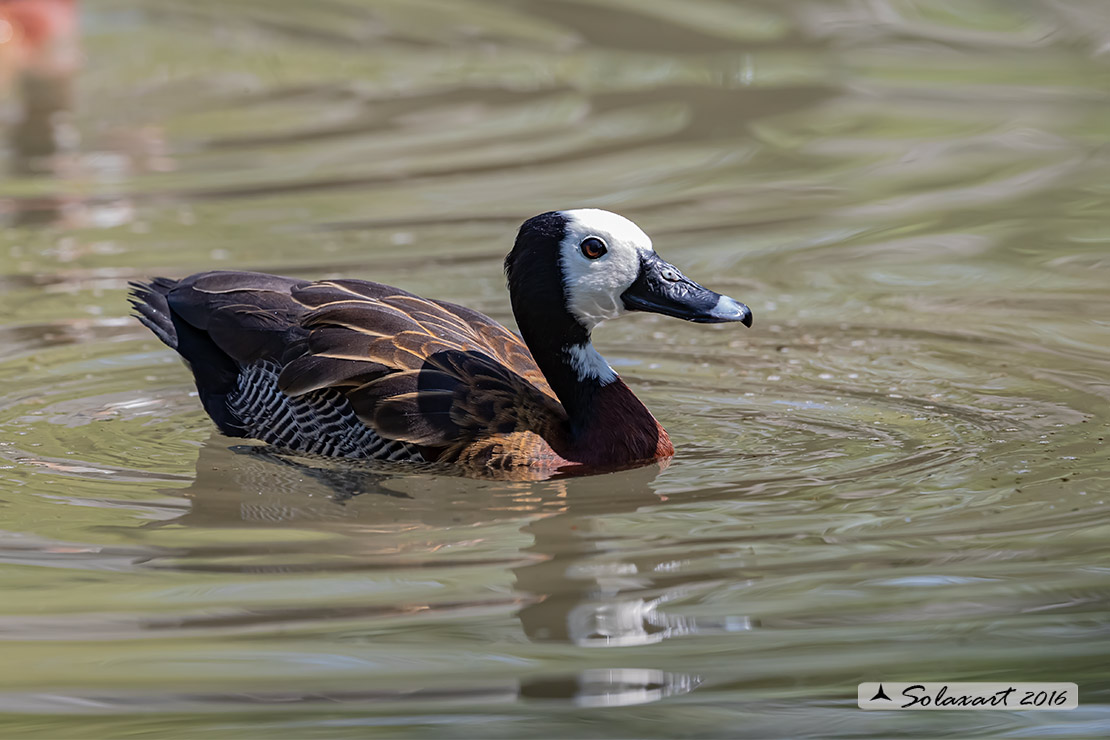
[271,278,565,462]
[164,271,311,365]
[344,348,565,453]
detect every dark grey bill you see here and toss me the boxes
[620,252,753,326]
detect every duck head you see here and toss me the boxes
[505,209,751,390]
[506,209,751,328]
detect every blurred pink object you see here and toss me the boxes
[0,0,78,75]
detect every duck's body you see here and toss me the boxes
[131,210,750,477]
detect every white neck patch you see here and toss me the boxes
[558,209,654,331]
[564,341,618,385]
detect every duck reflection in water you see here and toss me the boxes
[149,437,729,704]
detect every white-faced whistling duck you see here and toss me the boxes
[130,209,752,478]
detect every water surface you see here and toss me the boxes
[1,0,1108,737]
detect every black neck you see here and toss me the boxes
[515,312,606,434]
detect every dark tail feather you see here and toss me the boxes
[128,277,180,349]
[128,276,246,437]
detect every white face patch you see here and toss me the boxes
[558,209,653,331]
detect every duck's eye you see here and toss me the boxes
[580,237,607,260]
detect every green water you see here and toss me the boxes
[1,0,1108,737]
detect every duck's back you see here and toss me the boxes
[130,271,567,469]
